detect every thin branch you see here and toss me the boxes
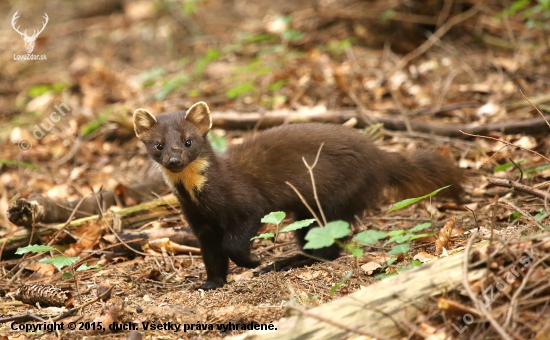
[462,232,514,340]
[47,196,87,246]
[499,199,547,232]
[520,90,550,129]
[302,143,327,226]
[508,158,524,183]
[286,182,322,227]
[487,177,550,201]
[397,4,482,69]
[459,130,550,164]
[52,285,114,322]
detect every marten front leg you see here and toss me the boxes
[193,226,229,290]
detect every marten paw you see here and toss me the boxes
[200,278,226,290]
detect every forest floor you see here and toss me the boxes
[1,0,550,339]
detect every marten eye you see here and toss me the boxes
[185,140,192,148]
[155,143,163,151]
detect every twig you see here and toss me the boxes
[462,232,513,340]
[286,182,322,228]
[47,197,87,246]
[0,312,47,324]
[520,90,550,130]
[52,285,114,322]
[509,158,524,183]
[389,90,413,133]
[459,130,550,164]
[302,143,327,226]
[397,4,482,69]
[504,253,550,329]
[487,178,550,201]
[288,304,392,340]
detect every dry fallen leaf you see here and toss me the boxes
[413,251,435,263]
[229,271,254,282]
[435,216,455,255]
[360,261,382,275]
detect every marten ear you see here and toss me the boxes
[185,101,212,136]
[133,108,157,139]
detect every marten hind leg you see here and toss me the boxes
[223,221,261,268]
[256,215,341,274]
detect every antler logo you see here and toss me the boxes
[11,11,49,54]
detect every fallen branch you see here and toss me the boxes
[487,178,550,201]
[234,233,550,339]
[0,195,182,254]
[7,174,168,228]
[210,110,550,137]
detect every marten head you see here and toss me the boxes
[133,101,212,174]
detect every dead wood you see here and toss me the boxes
[210,110,550,137]
[7,174,167,228]
[234,233,550,340]
[102,226,199,256]
[487,178,550,201]
[0,195,181,254]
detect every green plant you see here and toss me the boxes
[16,245,100,279]
[256,186,451,281]
[502,0,550,29]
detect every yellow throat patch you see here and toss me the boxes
[161,157,209,203]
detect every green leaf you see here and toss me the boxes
[207,132,227,152]
[303,227,335,249]
[410,260,423,267]
[261,212,286,225]
[226,82,255,99]
[0,159,40,171]
[303,221,350,249]
[267,80,287,91]
[386,257,397,265]
[138,67,165,86]
[388,244,410,255]
[494,161,520,173]
[251,232,275,241]
[27,83,68,98]
[62,272,74,279]
[526,164,550,173]
[387,230,406,237]
[329,270,353,295]
[280,219,316,233]
[375,272,398,280]
[282,29,303,42]
[348,247,364,258]
[194,48,220,75]
[325,221,351,239]
[81,117,107,137]
[16,245,56,255]
[76,263,101,272]
[387,185,451,212]
[39,256,79,270]
[354,230,388,245]
[155,76,189,101]
[509,211,522,221]
[383,234,412,246]
[409,222,432,233]
[535,211,548,223]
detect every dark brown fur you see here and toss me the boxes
[134,102,465,289]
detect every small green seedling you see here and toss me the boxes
[16,244,100,279]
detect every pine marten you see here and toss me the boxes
[133,101,465,289]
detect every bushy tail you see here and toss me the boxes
[383,149,465,202]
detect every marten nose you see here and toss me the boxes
[169,157,182,166]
